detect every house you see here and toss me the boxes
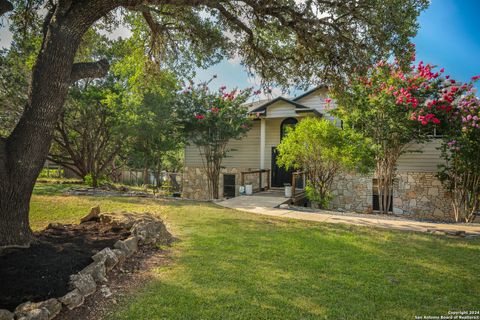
[183,86,452,220]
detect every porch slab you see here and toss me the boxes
[218,190,288,211]
[216,195,480,236]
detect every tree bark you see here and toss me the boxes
[0,0,208,247]
[0,1,116,248]
[0,138,34,248]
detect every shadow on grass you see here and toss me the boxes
[110,206,480,320]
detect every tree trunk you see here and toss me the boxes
[144,167,150,185]
[211,174,220,199]
[0,181,34,248]
[0,1,114,248]
[92,174,98,188]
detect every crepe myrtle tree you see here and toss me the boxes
[434,77,480,222]
[276,117,374,209]
[331,52,457,214]
[177,83,254,199]
[0,0,428,247]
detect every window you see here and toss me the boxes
[280,117,298,140]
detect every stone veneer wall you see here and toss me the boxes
[183,166,265,200]
[329,171,453,221]
[394,172,452,221]
[329,173,373,213]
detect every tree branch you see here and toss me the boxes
[0,0,13,16]
[70,59,110,82]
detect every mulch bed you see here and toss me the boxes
[0,222,130,311]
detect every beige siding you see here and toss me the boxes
[397,140,444,172]
[295,88,329,113]
[298,89,444,173]
[184,121,261,168]
[266,101,298,118]
[296,88,340,126]
[185,88,444,174]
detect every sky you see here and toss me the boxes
[0,0,479,98]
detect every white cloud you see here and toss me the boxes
[0,23,12,49]
[227,54,242,65]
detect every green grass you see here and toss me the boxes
[29,186,480,319]
[33,182,77,196]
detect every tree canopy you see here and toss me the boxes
[0,0,430,247]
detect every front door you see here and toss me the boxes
[271,118,299,187]
[271,147,293,187]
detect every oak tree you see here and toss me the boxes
[0,0,428,247]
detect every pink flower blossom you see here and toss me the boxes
[447,140,456,147]
[195,114,205,120]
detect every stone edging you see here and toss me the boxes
[0,207,172,320]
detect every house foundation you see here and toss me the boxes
[329,172,453,221]
[182,166,263,200]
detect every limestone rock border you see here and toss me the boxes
[0,206,172,320]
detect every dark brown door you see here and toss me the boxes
[271,147,293,187]
[223,174,236,198]
[271,118,299,187]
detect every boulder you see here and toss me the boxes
[69,273,96,296]
[59,289,84,310]
[15,299,61,320]
[112,249,126,267]
[46,223,65,230]
[40,299,61,319]
[99,212,138,229]
[114,236,138,258]
[80,206,101,223]
[92,247,119,271]
[15,308,49,320]
[80,260,107,283]
[0,309,13,320]
[131,219,172,245]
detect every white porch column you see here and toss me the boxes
[260,118,266,170]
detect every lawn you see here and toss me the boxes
[30,187,480,319]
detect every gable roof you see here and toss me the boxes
[292,85,328,101]
[248,97,309,114]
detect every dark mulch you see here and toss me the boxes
[0,222,130,311]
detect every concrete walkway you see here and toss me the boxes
[217,193,480,236]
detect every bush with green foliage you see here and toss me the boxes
[84,173,110,188]
[276,117,373,209]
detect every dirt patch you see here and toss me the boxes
[55,245,172,320]
[0,222,130,311]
